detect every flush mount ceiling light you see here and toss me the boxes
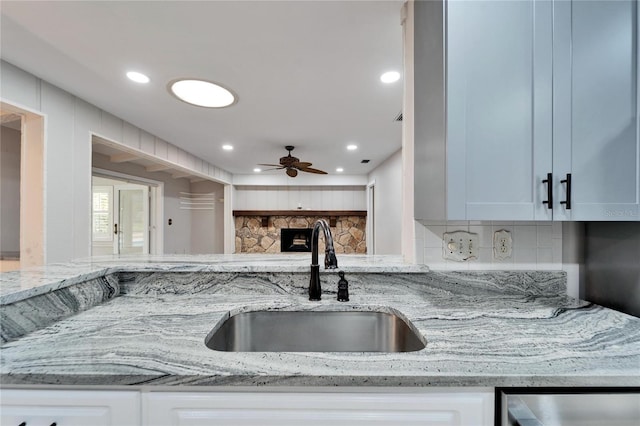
[126,71,150,83]
[380,71,401,84]
[336,167,344,173]
[222,144,233,151]
[253,168,262,172]
[169,79,236,108]
[347,144,358,151]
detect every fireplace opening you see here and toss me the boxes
[281,228,312,252]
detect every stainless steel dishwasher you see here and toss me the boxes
[498,388,640,426]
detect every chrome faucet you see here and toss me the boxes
[309,219,338,300]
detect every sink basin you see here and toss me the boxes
[205,309,426,352]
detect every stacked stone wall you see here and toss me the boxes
[235,215,366,254]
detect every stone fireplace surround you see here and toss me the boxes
[234,211,366,254]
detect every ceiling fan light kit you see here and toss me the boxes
[258,146,328,178]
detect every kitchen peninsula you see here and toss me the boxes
[1,255,639,425]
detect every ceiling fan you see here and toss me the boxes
[258,146,328,177]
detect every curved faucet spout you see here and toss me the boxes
[309,219,338,300]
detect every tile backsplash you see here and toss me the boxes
[415,221,562,271]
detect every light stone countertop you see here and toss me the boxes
[1,263,639,388]
[0,254,426,304]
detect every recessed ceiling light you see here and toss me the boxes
[347,144,358,151]
[126,71,150,84]
[169,79,236,108]
[253,168,261,172]
[336,167,344,173]
[222,144,233,151]
[380,71,401,84]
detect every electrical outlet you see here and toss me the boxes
[493,230,512,259]
[442,231,479,261]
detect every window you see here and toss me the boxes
[92,186,113,242]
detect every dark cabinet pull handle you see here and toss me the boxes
[114,223,118,235]
[542,173,553,209]
[560,173,572,210]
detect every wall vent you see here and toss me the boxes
[361,159,370,164]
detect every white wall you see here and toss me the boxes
[233,174,367,186]
[190,180,225,254]
[234,186,366,211]
[367,149,402,254]
[0,60,231,263]
[0,126,21,257]
[92,153,192,254]
[401,0,417,262]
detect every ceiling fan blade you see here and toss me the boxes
[292,161,312,168]
[286,168,298,177]
[260,167,285,172]
[299,167,327,175]
[257,163,284,167]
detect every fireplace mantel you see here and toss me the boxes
[232,210,366,217]
[233,210,366,227]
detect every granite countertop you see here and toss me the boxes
[1,258,639,388]
[0,254,426,304]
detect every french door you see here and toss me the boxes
[113,185,149,255]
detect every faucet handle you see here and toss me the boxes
[324,249,338,269]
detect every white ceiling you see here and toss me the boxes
[0,0,404,176]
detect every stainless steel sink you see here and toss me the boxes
[205,310,426,352]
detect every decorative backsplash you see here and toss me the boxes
[235,215,366,254]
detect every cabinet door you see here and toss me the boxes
[0,389,140,426]
[446,0,553,220]
[143,391,493,426]
[553,0,640,221]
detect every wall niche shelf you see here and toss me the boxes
[232,210,366,227]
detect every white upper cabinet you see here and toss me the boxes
[553,0,639,220]
[414,0,639,221]
[446,0,553,221]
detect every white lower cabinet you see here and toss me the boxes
[0,388,494,426]
[142,390,494,426]
[0,389,140,426]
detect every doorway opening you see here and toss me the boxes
[367,181,376,255]
[91,135,228,255]
[0,102,45,271]
[0,111,22,271]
